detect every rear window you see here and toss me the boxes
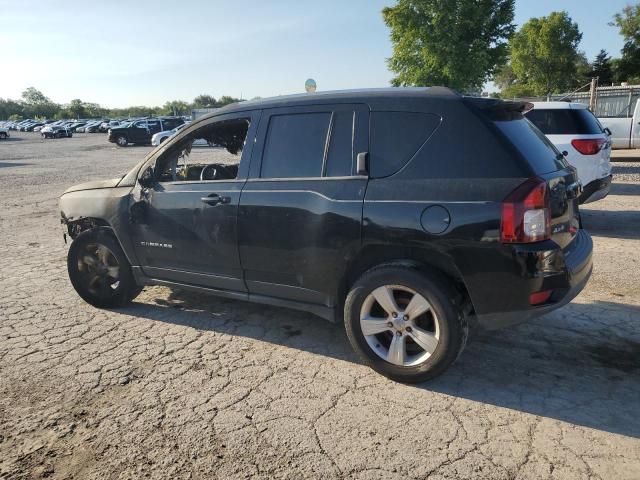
[525,108,603,135]
[494,116,568,174]
[370,112,440,178]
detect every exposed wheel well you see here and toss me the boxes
[65,217,111,240]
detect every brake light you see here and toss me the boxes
[501,177,551,243]
[571,138,605,155]
[529,289,553,306]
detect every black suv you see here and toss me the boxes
[59,88,592,382]
[108,117,184,146]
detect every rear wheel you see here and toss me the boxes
[344,266,468,383]
[67,228,142,308]
[0,132,7,139]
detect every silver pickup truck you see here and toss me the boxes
[597,98,640,149]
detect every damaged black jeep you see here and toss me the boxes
[60,88,592,382]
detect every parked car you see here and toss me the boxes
[0,126,9,139]
[526,102,612,204]
[42,125,72,139]
[150,123,210,147]
[85,121,105,133]
[59,88,592,383]
[100,120,121,132]
[108,117,184,146]
[596,97,640,149]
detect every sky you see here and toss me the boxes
[0,0,633,108]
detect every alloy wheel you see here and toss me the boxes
[76,243,121,299]
[359,285,440,367]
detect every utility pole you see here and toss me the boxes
[589,77,598,111]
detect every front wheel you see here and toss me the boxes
[115,135,128,147]
[0,132,7,139]
[67,228,142,308]
[344,266,468,383]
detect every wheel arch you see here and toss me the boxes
[339,245,473,317]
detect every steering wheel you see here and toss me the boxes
[200,164,217,181]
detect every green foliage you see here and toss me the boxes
[162,100,191,116]
[193,94,217,108]
[21,87,50,105]
[382,0,515,91]
[591,49,614,85]
[510,11,582,95]
[611,5,640,82]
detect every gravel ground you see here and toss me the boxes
[0,132,639,480]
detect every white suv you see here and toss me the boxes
[526,102,612,203]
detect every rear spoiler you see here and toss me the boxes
[464,97,534,114]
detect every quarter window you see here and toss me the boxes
[370,112,441,178]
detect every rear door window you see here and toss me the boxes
[261,113,331,178]
[370,112,441,178]
[525,108,603,135]
[325,111,354,177]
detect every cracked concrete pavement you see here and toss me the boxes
[0,132,639,479]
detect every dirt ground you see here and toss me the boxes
[0,132,639,479]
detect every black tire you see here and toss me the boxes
[0,132,7,139]
[115,135,128,147]
[67,228,142,308]
[159,136,168,144]
[344,265,468,383]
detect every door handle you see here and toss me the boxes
[201,193,230,206]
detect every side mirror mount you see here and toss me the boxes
[356,152,369,176]
[138,165,155,188]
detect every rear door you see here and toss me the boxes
[238,104,369,306]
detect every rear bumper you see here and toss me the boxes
[579,174,612,204]
[474,229,593,330]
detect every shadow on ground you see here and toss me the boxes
[609,182,640,196]
[581,208,640,240]
[122,291,640,438]
[0,162,32,168]
[612,164,640,175]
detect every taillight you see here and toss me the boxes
[571,138,605,155]
[501,177,551,243]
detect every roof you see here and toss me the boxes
[530,101,589,110]
[207,87,460,115]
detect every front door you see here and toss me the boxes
[130,111,260,291]
[238,104,369,307]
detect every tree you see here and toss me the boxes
[68,99,86,119]
[510,11,582,95]
[20,87,60,118]
[382,0,515,92]
[193,94,217,108]
[217,95,241,107]
[21,87,50,105]
[611,5,640,82]
[591,49,614,85]
[162,100,191,116]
